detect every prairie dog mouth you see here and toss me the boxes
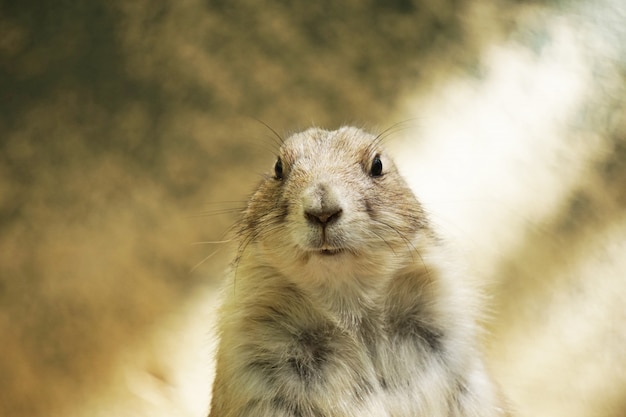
[319,249,343,256]
[318,248,344,256]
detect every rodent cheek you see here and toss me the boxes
[282,200,317,250]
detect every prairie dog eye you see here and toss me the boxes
[274,157,284,179]
[370,155,383,177]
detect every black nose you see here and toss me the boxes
[305,208,343,226]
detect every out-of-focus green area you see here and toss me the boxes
[1,1,624,416]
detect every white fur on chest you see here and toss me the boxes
[219,256,482,417]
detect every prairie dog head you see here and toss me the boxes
[239,127,430,287]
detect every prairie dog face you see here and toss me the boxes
[240,127,429,286]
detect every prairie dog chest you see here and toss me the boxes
[232,281,453,417]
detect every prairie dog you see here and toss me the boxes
[209,127,506,417]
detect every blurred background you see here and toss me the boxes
[1,0,625,416]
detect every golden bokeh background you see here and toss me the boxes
[1,1,625,416]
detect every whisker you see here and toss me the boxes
[190,247,224,273]
[239,139,280,159]
[373,218,431,280]
[373,218,415,250]
[364,227,397,255]
[257,221,285,236]
[190,208,247,218]
[372,119,417,148]
[191,201,248,218]
[232,229,260,290]
[252,118,285,149]
[200,200,249,206]
[191,238,236,245]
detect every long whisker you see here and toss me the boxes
[232,229,259,290]
[239,139,280,158]
[190,208,247,218]
[190,200,248,218]
[373,218,431,280]
[190,247,224,273]
[253,118,285,149]
[363,227,397,255]
[372,119,417,148]
[191,210,244,274]
[191,238,236,245]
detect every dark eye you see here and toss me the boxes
[370,155,383,177]
[274,157,283,179]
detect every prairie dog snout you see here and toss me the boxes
[302,183,342,226]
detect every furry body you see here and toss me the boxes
[209,127,505,417]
